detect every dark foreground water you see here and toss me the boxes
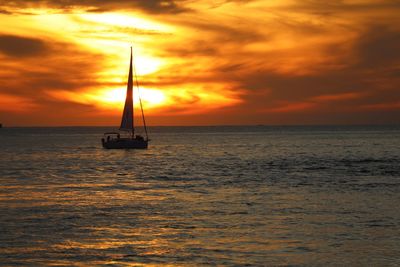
[0,125,399,266]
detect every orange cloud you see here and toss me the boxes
[312,92,365,102]
[361,102,400,111]
[264,102,317,113]
[262,92,365,114]
[47,83,242,115]
[0,93,37,112]
[1,1,400,125]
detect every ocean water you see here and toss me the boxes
[0,125,399,266]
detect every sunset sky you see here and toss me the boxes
[0,0,399,126]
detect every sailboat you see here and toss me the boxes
[102,47,149,149]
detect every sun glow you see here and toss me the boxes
[131,55,162,76]
[98,88,166,107]
[48,83,241,116]
[48,87,167,112]
[78,13,172,32]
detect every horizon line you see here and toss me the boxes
[2,123,400,128]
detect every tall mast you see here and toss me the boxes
[119,47,134,135]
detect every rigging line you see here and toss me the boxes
[132,50,149,140]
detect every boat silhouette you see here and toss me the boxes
[102,47,149,149]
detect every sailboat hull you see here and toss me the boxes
[102,138,148,149]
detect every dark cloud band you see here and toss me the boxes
[0,0,189,14]
[0,35,48,57]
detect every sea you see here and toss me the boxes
[0,125,399,266]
